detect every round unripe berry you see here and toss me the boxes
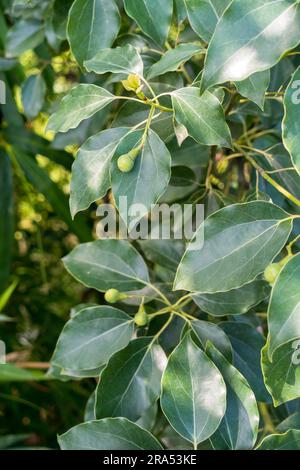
[134,306,148,327]
[105,288,120,304]
[117,154,135,173]
[264,263,281,284]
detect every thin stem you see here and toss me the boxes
[118,95,172,113]
[147,283,171,306]
[287,234,300,255]
[235,144,300,207]
[258,403,276,435]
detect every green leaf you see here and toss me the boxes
[0,58,18,71]
[0,151,14,294]
[0,434,31,450]
[124,0,173,46]
[193,281,270,316]
[70,127,129,218]
[85,45,144,76]
[207,343,259,450]
[6,19,44,57]
[201,0,300,91]
[191,320,232,361]
[67,0,120,68]
[235,70,270,110]
[52,0,73,40]
[0,364,47,382]
[174,202,292,293]
[283,65,300,175]
[111,129,171,227]
[256,430,300,450]
[95,338,166,421]
[147,44,202,80]
[161,333,226,447]
[183,0,232,42]
[58,418,163,450]
[277,412,300,432]
[261,339,300,406]
[63,239,150,292]
[138,240,185,272]
[51,306,134,371]
[268,253,300,360]
[47,84,116,133]
[171,87,232,147]
[221,322,270,403]
[21,74,46,120]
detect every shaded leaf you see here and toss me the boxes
[51,306,134,371]
[174,202,292,293]
[63,239,150,292]
[171,87,232,147]
[193,281,270,316]
[70,127,129,218]
[147,43,202,80]
[124,0,173,45]
[67,0,120,68]
[85,45,143,76]
[95,338,166,421]
[207,343,259,450]
[47,84,116,133]
[161,333,226,446]
[256,430,300,450]
[58,418,163,450]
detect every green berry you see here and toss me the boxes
[134,305,148,327]
[104,288,121,304]
[117,154,135,173]
[264,263,281,284]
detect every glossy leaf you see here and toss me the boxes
[21,74,46,120]
[174,202,292,293]
[67,0,120,68]
[95,338,166,421]
[161,333,226,446]
[51,306,134,371]
[138,240,185,272]
[58,418,163,450]
[111,129,171,227]
[193,281,270,316]
[147,44,202,80]
[256,430,300,450]
[207,343,259,450]
[261,339,300,406]
[47,84,116,133]
[235,70,270,110]
[283,66,300,175]
[221,322,270,403]
[124,0,173,45]
[70,127,129,218]
[183,0,232,42]
[63,240,150,292]
[171,87,232,147]
[191,320,232,361]
[201,0,300,91]
[85,45,143,76]
[268,253,300,360]
[6,19,44,57]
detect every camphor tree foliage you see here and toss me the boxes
[2,0,300,451]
